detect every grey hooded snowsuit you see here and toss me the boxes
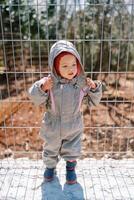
[28,40,102,168]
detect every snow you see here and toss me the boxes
[0,158,134,200]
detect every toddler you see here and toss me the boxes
[28,40,102,184]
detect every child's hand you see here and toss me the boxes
[86,77,96,89]
[41,76,53,92]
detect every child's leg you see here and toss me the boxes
[60,130,82,184]
[66,160,77,184]
[43,155,58,182]
[42,140,61,181]
[44,167,56,182]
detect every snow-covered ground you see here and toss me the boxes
[0,158,134,200]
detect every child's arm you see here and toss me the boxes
[85,77,102,106]
[28,76,53,106]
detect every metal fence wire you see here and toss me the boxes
[0,0,134,199]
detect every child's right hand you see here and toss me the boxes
[41,76,53,92]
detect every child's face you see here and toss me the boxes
[59,54,77,80]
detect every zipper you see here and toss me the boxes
[60,84,64,139]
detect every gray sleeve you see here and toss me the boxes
[28,78,49,106]
[85,81,102,106]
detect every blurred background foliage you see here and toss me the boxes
[0,0,134,78]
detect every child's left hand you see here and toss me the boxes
[86,77,96,89]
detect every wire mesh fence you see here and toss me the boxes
[0,1,134,199]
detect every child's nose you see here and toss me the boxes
[70,68,73,71]
[69,69,74,73]
[69,66,74,71]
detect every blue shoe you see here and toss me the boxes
[44,168,55,182]
[66,161,77,184]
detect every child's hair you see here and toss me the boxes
[54,51,81,77]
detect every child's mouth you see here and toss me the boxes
[68,73,73,75]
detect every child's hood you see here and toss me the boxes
[48,40,86,87]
